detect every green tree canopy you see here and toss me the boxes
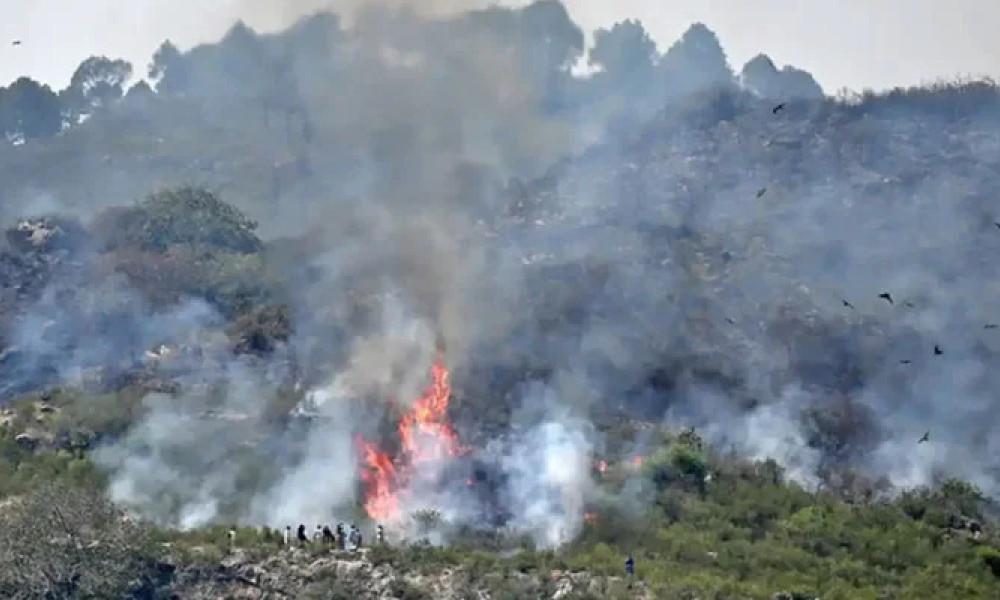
[61,55,133,116]
[0,77,62,139]
[96,186,262,254]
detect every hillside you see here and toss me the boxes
[1,2,1000,599]
[1,419,998,598]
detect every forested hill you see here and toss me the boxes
[1,2,1000,598]
[0,7,827,231]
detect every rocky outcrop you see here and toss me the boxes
[162,547,653,599]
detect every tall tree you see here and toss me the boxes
[741,54,824,100]
[658,23,735,98]
[148,40,186,94]
[518,0,584,108]
[589,19,657,81]
[0,77,63,140]
[62,56,133,117]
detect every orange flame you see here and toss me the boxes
[356,436,399,521]
[357,356,463,522]
[398,360,462,463]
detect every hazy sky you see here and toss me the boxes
[1,0,998,93]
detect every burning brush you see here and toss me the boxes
[356,355,466,523]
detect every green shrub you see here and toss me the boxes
[389,578,432,600]
[0,429,105,498]
[977,546,1000,578]
[643,442,708,491]
[96,186,262,254]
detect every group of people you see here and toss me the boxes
[282,523,386,550]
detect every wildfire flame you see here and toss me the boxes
[398,360,462,464]
[357,356,463,522]
[356,436,399,520]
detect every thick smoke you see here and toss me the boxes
[93,352,295,528]
[2,1,999,547]
[499,383,595,548]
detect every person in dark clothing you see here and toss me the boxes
[322,525,335,544]
[970,520,983,540]
[296,524,308,546]
[376,524,385,545]
[625,554,635,588]
[336,523,345,550]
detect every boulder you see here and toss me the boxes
[14,431,38,450]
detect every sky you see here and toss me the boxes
[0,0,998,94]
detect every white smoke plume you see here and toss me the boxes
[500,395,595,548]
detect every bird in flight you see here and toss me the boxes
[842,299,855,310]
[756,187,768,198]
[933,345,943,356]
[899,359,912,365]
[11,40,22,46]
[772,103,786,114]
[984,324,999,330]
[903,301,915,309]
[918,431,930,444]
[878,292,894,305]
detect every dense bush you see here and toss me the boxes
[228,303,291,355]
[0,481,160,598]
[95,186,262,254]
[0,428,104,499]
[559,437,1000,599]
[103,238,269,316]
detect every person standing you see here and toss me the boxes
[336,523,345,550]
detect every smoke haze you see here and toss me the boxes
[3,1,999,92]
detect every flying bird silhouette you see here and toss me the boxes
[842,299,855,310]
[725,317,736,325]
[756,187,768,198]
[772,103,786,114]
[903,301,915,308]
[934,345,943,356]
[878,293,894,305]
[984,324,999,330]
[918,431,930,444]
[899,359,912,365]
[11,40,22,46]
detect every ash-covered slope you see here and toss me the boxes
[163,546,651,600]
[495,82,1000,497]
